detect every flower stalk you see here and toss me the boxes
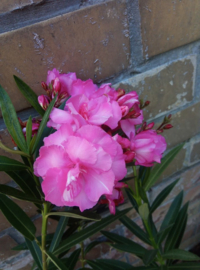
[42,202,49,270]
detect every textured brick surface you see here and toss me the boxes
[0,235,18,261]
[0,0,42,14]
[114,56,196,119]
[164,102,200,148]
[139,0,200,58]
[0,0,130,113]
[191,140,200,163]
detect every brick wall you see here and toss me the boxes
[0,0,200,269]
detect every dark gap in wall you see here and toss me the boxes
[0,0,108,34]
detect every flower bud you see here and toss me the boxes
[164,124,173,130]
[121,105,129,117]
[157,129,163,134]
[124,150,136,163]
[145,100,150,106]
[145,122,155,130]
[53,78,61,95]
[38,95,50,110]
[168,114,172,120]
[41,81,48,90]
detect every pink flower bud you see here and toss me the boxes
[38,95,50,110]
[53,78,61,95]
[145,100,150,106]
[121,105,129,117]
[164,124,173,130]
[41,81,48,90]
[168,114,172,120]
[124,150,136,163]
[157,129,163,134]
[146,122,155,130]
[116,88,125,99]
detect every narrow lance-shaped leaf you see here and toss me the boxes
[150,179,180,213]
[67,248,81,270]
[0,156,28,171]
[168,262,200,269]
[0,85,28,153]
[26,116,32,149]
[31,95,57,154]
[144,144,184,191]
[14,75,45,116]
[143,249,158,266]
[0,185,42,204]
[54,208,131,256]
[163,249,200,261]
[45,250,69,270]
[26,239,42,270]
[119,215,151,245]
[95,259,134,270]
[160,191,183,232]
[0,194,36,240]
[47,211,101,221]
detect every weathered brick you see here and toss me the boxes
[164,102,200,148]
[190,140,200,163]
[114,56,196,120]
[0,235,18,261]
[159,148,186,181]
[180,232,200,250]
[139,0,200,58]
[0,0,42,14]
[0,0,130,113]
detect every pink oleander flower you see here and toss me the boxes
[100,182,128,214]
[48,79,122,130]
[38,69,77,110]
[34,124,127,212]
[114,130,167,166]
[117,92,144,137]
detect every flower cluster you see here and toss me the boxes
[34,69,168,214]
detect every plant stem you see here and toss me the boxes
[42,202,49,270]
[133,166,142,206]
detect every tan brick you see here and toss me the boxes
[0,235,18,261]
[0,0,42,14]
[164,102,200,148]
[159,148,186,182]
[139,0,200,58]
[180,232,200,250]
[191,141,200,163]
[0,0,130,113]
[114,56,196,120]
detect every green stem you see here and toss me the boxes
[42,203,49,270]
[133,166,142,206]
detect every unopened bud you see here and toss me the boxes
[41,81,48,90]
[142,121,147,129]
[53,78,61,95]
[145,101,150,106]
[38,95,50,110]
[157,129,163,134]
[164,124,173,130]
[168,114,172,120]
[125,150,136,163]
[116,88,125,99]
[130,112,141,119]
[145,122,155,130]
[121,105,129,117]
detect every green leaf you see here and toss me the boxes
[125,188,138,211]
[164,202,189,252]
[0,85,28,153]
[95,259,133,270]
[144,144,184,191]
[163,249,200,261]
[45,250,69,270]
[67,248,81,270]
[0,194,36,240]
[26,116,33,149]
[26,240,42,270]
[53,208,131,256]
[160,191,183,232]
[87,260,107,270]
[101,230,146,256]
[31,95,57,154]
[14,76,45,116]
[49,208,69,252]
[168,262,200,269]
[0,156,28,171]
[5,170,40,199]
[111,243,146,257]
[140,167,151,187]
[0,140,30,158]
[157,224,174,245]
[150,179,180,213]
[0,185,42,204]
[139,203,149,221]
[119,215,151,245]
[143,249,158,265]
[47,211,101,221]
